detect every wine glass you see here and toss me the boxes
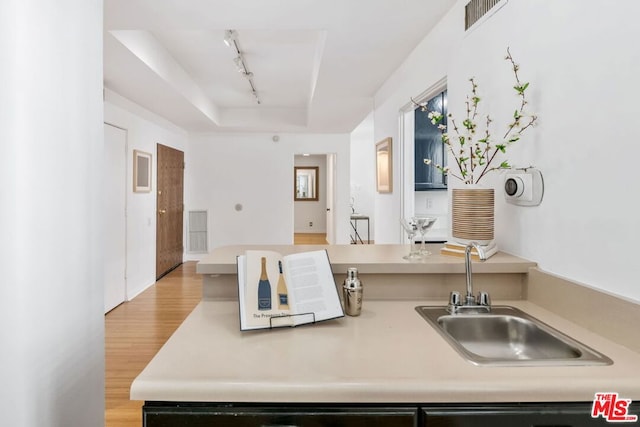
[400,218,421,260]
[412,216,437,255]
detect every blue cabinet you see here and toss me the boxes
[415,90,447,191]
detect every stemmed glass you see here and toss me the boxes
[400,218,421,260]
[412,216,437,256]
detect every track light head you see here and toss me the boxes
[225,30,261,105]
[223,30,236,48]
[233,56,244,72]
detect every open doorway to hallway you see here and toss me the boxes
[293,153,336,244]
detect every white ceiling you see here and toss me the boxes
[104,0,455,133]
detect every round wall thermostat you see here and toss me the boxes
[504,176,525,197]
[504,168,544,206]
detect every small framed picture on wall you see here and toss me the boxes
[376,137,392,193]
[133,150,152,192]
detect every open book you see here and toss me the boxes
[236,249,344,331]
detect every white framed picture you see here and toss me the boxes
[133,149,152,193]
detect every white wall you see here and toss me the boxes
[185,133,350,256]
[371,5,458,244]
[104,90,188,299]
[349,112,376,241]
[0,1,104,425]
[415,190,449,241]
[372,0,640,302]
[294,155,327,233]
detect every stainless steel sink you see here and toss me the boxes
[415,306,613,366]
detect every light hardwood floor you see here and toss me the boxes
[293,232,328,244]
[106,235,326,426]
[105,262,202,427]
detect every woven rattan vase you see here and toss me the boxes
[451,187,494,245]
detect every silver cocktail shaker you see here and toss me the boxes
[343,267,363,316]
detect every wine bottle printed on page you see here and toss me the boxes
[257,257,271,310]
[277,260,289,310]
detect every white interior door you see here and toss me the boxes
[104,123,127,313]
[325,154,336,244]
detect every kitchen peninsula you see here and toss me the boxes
[196,244,536,301]
[131,244,640,426]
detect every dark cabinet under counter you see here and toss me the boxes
[422,403,640,426]
[142,402,640,427]
[143,402,418,427]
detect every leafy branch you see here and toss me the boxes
[414,48,537,185]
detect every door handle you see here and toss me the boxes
[158,209,167,215]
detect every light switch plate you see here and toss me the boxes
[504,168,544,206]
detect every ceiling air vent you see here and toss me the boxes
[465,0,504,30]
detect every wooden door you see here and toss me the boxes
[104,123,127,312]
[156,144,184,279]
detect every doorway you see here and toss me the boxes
[326,153,336,244]
[156,144,184,279]
[104,123,127,313]
[293,154,336,244]
[400,77,449,242]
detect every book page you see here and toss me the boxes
[238,250,293,330]
[282,250,344,325]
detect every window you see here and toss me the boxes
[414,90,447,190]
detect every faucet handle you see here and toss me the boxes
[449,291,461,307]
[478,291,491,307]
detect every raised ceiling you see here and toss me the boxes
[104,0,455,133]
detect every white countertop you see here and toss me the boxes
[196,244,537,275]
[130,299,640,403]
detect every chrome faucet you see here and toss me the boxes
[447,242,491,314]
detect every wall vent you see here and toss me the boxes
[465,0,503,30]
[188,210,208,253]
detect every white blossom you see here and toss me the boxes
[418,48,537,185]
